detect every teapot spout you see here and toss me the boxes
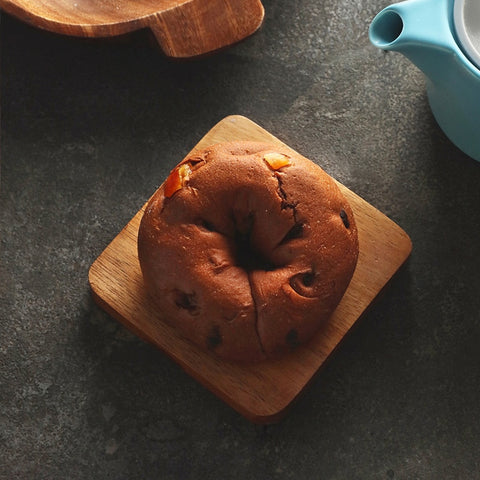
[369,0,454,76]
[369,8,405,51]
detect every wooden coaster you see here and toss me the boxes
[88,115,412,424]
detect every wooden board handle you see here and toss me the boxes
[148,0,265,58]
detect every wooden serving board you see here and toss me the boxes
[89,115,412,424]
[0,0,264,58]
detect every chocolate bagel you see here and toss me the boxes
[137,141,359,362]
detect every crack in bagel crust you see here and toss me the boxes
[275,172,299,214]
[137,141,359,362]
[248,271,266,355]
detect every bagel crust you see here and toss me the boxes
[137,141,359,362]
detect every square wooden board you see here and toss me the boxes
[88,115,412,424]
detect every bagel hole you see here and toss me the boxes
[234,230,276,272]
[232,211,275,272]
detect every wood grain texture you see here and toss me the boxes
[88,115,412,424]
[0,0,265,58]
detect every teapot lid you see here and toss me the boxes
[454,0,480,68]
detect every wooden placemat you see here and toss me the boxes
[89,115,412,424]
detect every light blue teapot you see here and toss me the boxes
[369,0,480,161]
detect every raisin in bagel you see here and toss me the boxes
[138,141,359,362]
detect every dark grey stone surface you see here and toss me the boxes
[1,1,479,478]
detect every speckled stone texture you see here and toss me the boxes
[1,1,479,479]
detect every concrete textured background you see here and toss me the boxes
[1,1,479,478]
